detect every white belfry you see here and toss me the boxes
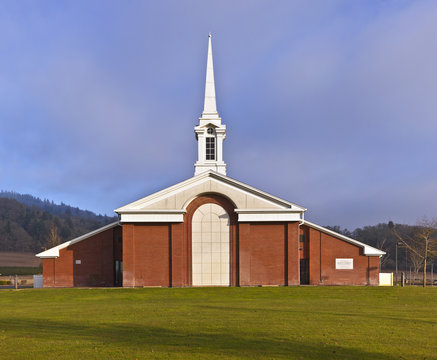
[194,33,227,176]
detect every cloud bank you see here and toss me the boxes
[0,0,436,229]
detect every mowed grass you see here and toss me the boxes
[0,287,436,359]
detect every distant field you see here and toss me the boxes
[0,287,436,359]
[0,252,40,267]
[0,266,41,275]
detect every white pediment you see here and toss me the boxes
[115,171,306,221]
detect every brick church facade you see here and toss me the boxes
[37,35,384,287]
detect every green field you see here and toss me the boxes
[0,287,436,359]
[0,266,42,275]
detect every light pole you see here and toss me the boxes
[396,241,398,286]
[405,246,408,284]
[395,242,403,286]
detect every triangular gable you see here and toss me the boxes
[115,170,306,213]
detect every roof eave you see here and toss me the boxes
[36,221,120,259]
[303,220,386,256]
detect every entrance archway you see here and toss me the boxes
[191,203,230,286]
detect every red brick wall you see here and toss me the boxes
[287,222,300,285]
[309,227,321,285]
[238,223,251,285]
[306,225,380,285]
[239,222,298,286]
[171,222,187,287]
[123,223,171,287]
[70,229,115,287]
[368,256,380,286]
[135,224,170,287]
[122,223,135,286]
[43,226,119,287]
[42,258,55,287]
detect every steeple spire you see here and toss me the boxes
[202,33,219,118]
[194,34,227,176]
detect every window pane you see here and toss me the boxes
[206,137,215,160]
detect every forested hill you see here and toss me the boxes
[0,191,110,220]
[0,194,117,253]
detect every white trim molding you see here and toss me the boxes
[119,210,185,223]
[235,209,304,222]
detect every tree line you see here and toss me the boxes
[0,197,116,253]
[327,219,437,286]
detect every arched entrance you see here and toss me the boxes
[191,203,230,286]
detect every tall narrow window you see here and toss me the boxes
[206,137,215,160]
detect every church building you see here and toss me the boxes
[36,35,385,287]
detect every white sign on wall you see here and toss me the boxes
[336,258,353,270]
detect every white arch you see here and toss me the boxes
[192,203,230,286]
[182,192,237,211]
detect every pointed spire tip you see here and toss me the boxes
[202,31,218,117]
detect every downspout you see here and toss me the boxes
[297,212,305,285]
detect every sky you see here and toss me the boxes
[1,0,436,230]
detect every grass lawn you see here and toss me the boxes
[0,287,436,359]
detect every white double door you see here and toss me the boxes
[192,203,230,286]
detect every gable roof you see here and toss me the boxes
[303,220,386,256]
[36,221,120,258]
[115,170,306,213]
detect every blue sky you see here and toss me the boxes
[1,0,436,229]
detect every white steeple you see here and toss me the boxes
[202,33,219,118]
[194,34,227,176]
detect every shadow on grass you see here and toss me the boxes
[197,304,437,326]
[3,317,397,359]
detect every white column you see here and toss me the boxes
[216,134,223,162]
[198,134,205,162]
